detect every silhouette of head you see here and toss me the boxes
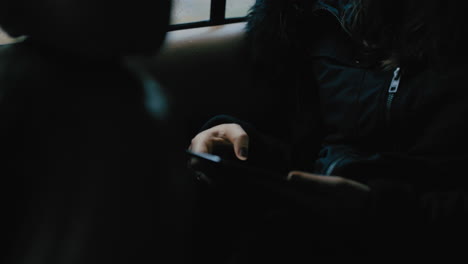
[0,0,172,57]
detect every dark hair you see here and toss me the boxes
[247,0,467,75]
[349,0,467,69]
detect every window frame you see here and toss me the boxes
[169,0,249,31]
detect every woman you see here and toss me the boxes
[190,0,468,261]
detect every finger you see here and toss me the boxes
[189,124,249,160]
[189,125,234,154]
[286,171,346,191]
[218,124,249,161]
[287,171,370,192]
[287,170,334,183]
[188,127,230,167]
[188,133,213,168]
[190,132,213,154]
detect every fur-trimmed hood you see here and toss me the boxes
[245,0,356,71]
[246,0,468,70]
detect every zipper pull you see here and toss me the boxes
[386,67,402,124]
[389,67,401,93]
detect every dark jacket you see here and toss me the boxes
[201,0,468,259]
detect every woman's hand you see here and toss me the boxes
[189,123,249,161]
[286,171,371,223]
[287,171,370,192]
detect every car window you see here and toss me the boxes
[171,0,255,27]
[171,0,211,24]
[226,0,255,18]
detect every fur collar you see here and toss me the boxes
[245,0,355,66]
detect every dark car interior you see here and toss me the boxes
[4,0,468,262]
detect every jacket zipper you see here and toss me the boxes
[386,67,401,124]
